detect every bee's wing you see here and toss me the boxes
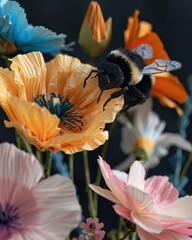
[142,59,182,75]
[133,44,153,59]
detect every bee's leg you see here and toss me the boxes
[83,69,104,87]
[103,87,128,111]
[128,85,145,99]
[97,90,104,103]
[121,85,145,111]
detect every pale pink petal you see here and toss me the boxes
[124,186,154,210]
[138,226,192,240]
[0,142,43,188]
[127,161,145,190]
[111,170,128,183]
[14,230,56,240]
[157,195,192,218]
[164,219,192,235]
[97,157,127,204]
[145,176,179,205]
[122,186,163,233]
[157,133,192,151]
[113,204,132,221]
[31,175,81,239]
[131,211,163,234]
[136,226,158,240]
[89,184,120,204]
[157,231,192,240]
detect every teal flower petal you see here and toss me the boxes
[0,1,74,56]
[0,0,8,7]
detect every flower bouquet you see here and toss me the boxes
[0,1,192,240]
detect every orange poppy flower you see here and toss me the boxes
[124,10,188,115]
[0,52,123,154]
[78,1,112,57]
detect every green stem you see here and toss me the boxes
[69,154,74,182]
[15,131,33,154]
[180,153,192,180]
[35,148,43,164]
[44,150,52,178]
[117,217,124,239]
[131,232,137,240]
[15,131,21,149]
[94,119,118,215]
[83,150,96,217]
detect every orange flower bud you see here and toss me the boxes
[78,1,112,57]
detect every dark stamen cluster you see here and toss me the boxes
[0,203,20,230]
[34,93,83,130]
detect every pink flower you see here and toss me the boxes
[90,157,192,240]
[80,217,105,240]
[0,142,81,240]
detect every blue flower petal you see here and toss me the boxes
[0,1,28,39]
[51,152,70,178]
[0,1,73,55]
[17,25,68,56]
[0,0,8,7]
[0,15,13,40]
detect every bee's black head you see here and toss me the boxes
[106,48,145,86]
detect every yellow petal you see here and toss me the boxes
[9,51,46,101]
[5,96,60,141]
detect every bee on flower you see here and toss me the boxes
[0,51,123,154]
[124,10,188,115]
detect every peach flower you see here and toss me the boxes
[0,51,123,153]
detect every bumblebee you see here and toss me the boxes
[83,44,181,111]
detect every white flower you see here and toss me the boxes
[116,98,192,170]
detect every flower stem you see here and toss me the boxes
[35,148,43,164]
[180,153,192,180]
[117,217,124,239]
[15,131,33,154]
[44,150,52,178]
[131,232,137,240]
[69,154,74,181]
[94,119,117,215]
[83,150,96,217]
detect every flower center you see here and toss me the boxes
[89,223,97,230]
[34,93,83,130]
[0,39,18,55]
[0,203,20,230]
[132,136,155,161]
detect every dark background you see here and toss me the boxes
[1,0,192,235]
